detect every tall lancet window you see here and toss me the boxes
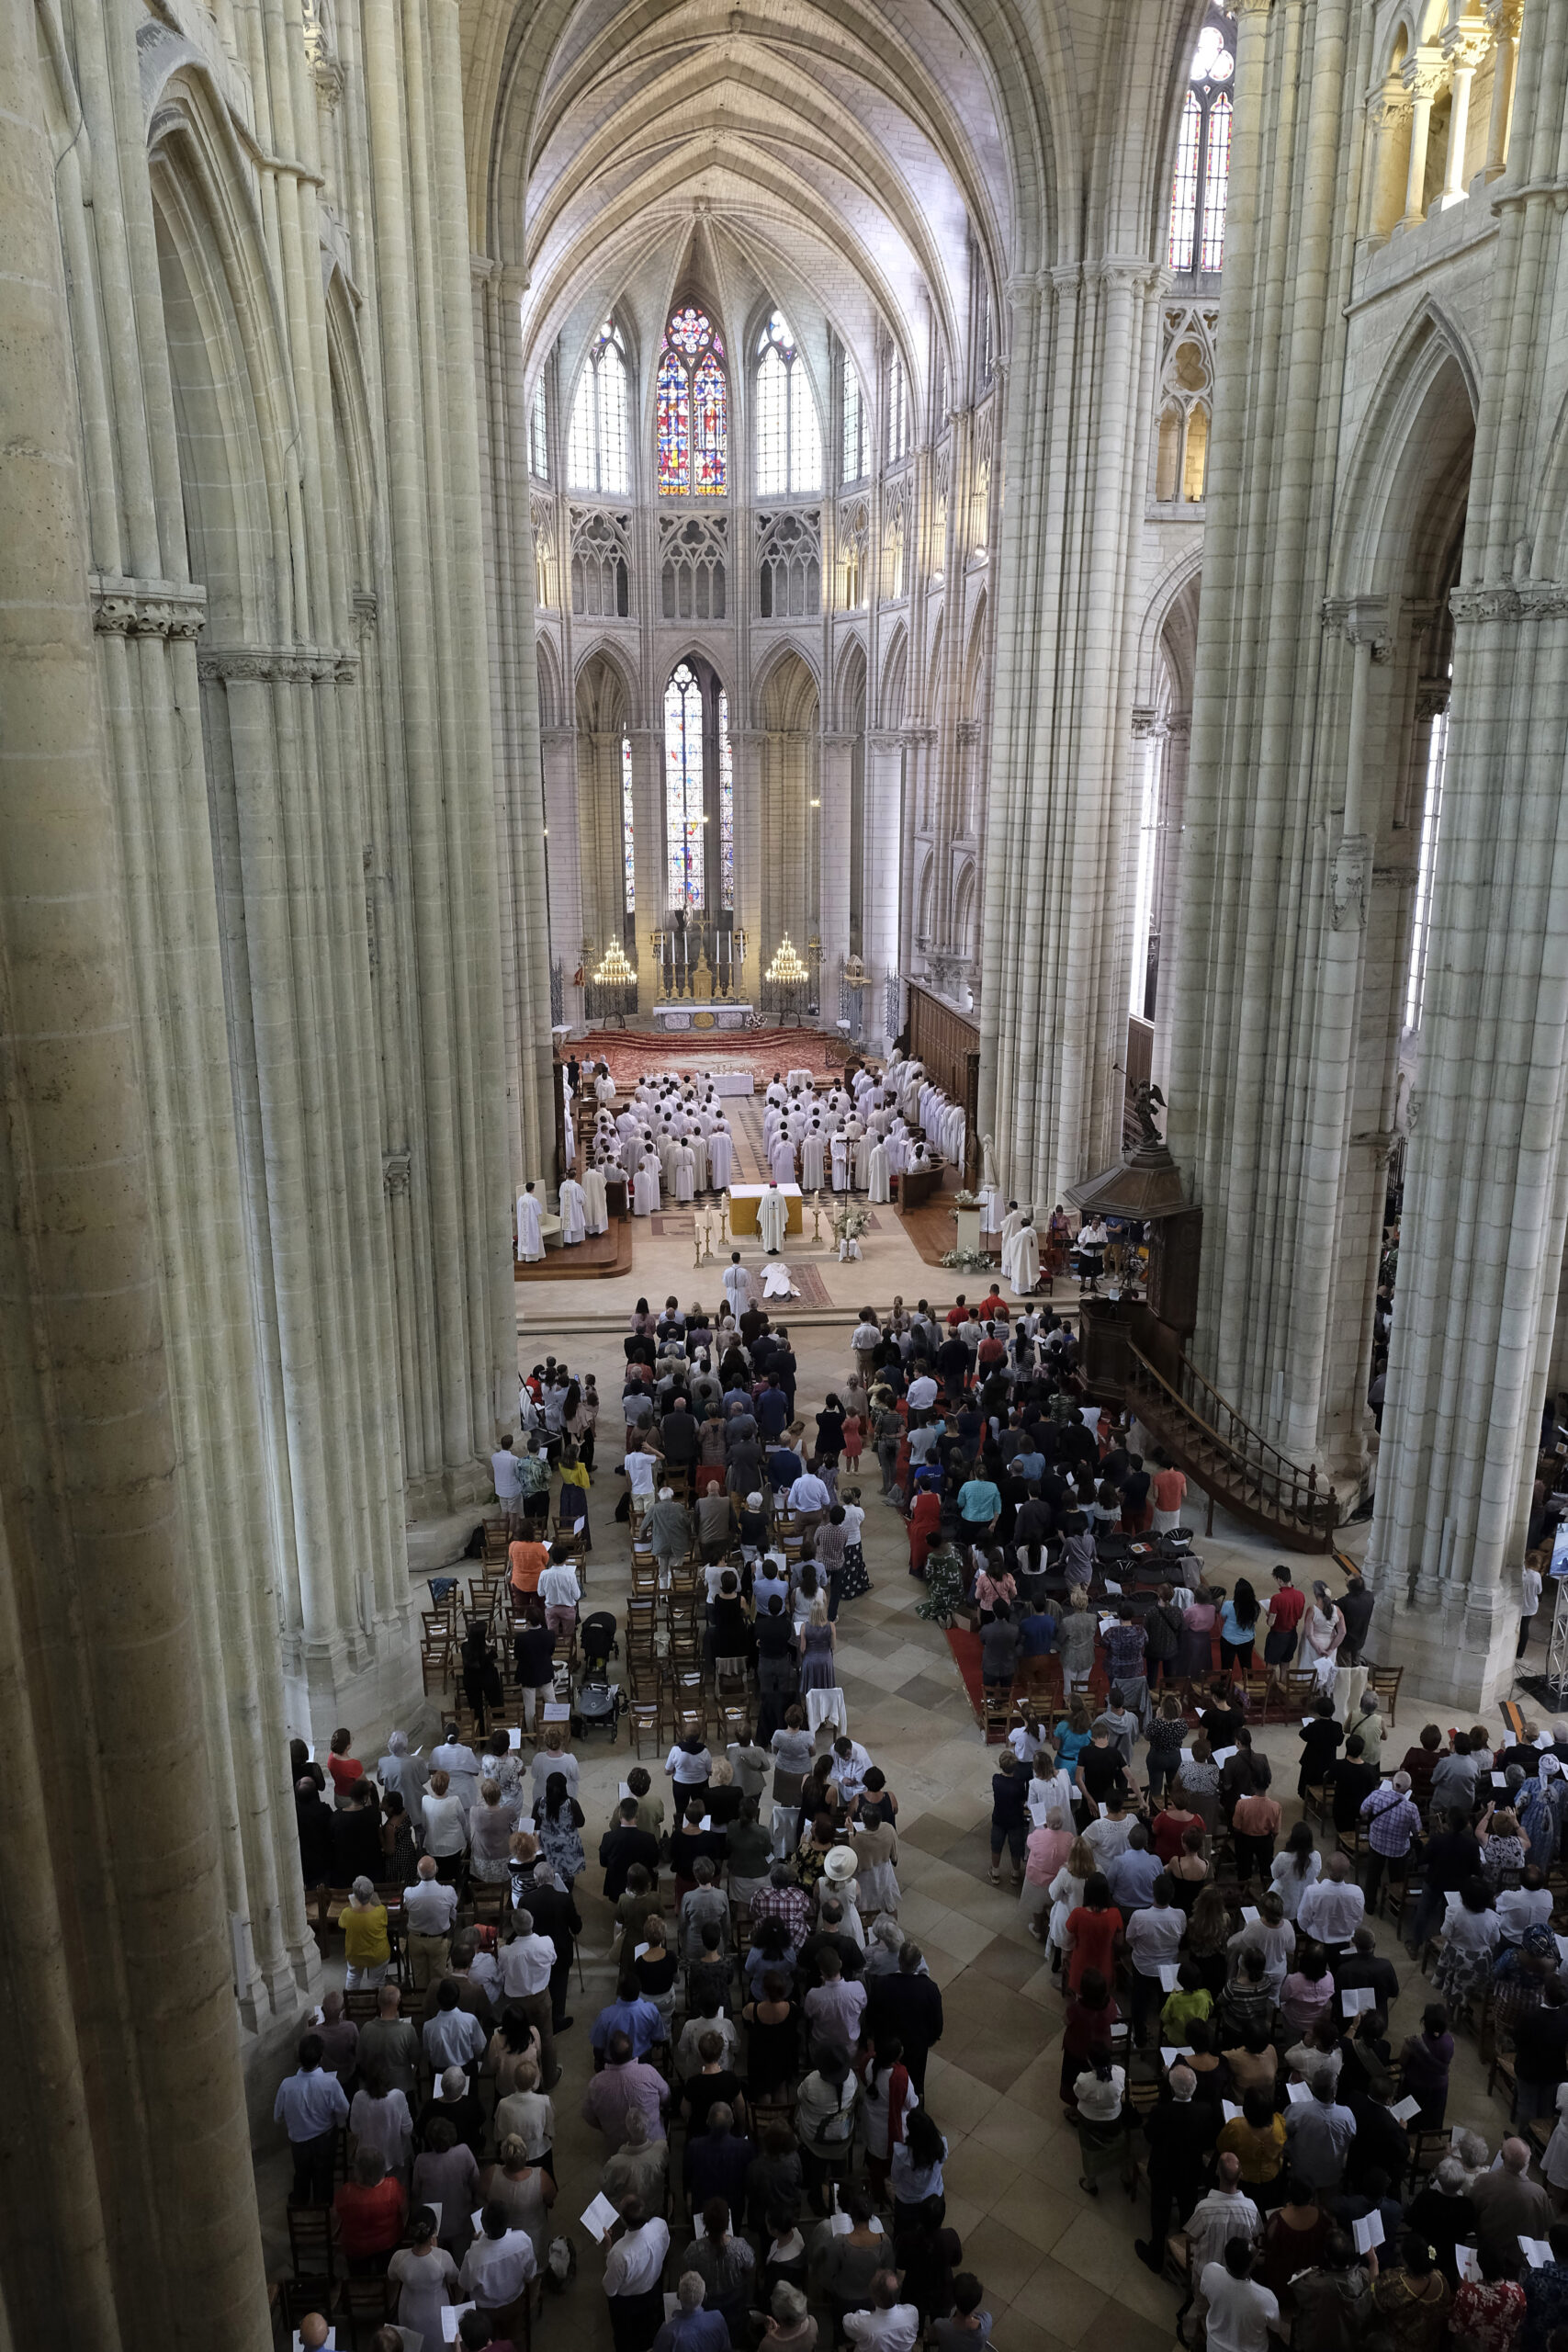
[665,662,706,909]
[567,321,629,495]
[755,311,822,496]
[658,306,728,495]
[1168,15,1235,273]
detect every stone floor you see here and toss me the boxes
[262,1241,1535,2350]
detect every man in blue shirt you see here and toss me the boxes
[591,1976,665,2063]
[1017,1603,1056,1658]
[957,1474,1000,1543]
[651,2272,731,2352]
[756,1377,790,1440]
[274,2033,350,2202]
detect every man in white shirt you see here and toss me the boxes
[788,1469,830,1529]
[1201,2243,1278,2352]
[842,2275,920,2352]
[539,1545,582,1640]
[1186,2157,1261,2297]
[1521,1561,1544,1654]
[1295,1852,1366,1952]
[906,1371,939,1418]
[491,1434,525,1532]
[604,2197,673,2349]
[460,2205,538,2308]
[403,1856,460,1985]
[1125,1880,1185,2045]
[625,1439,660,1508]
[1497,1869,1555,1943]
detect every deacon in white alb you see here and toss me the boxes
[674,1142,695,1204]
[770,1131,796,1185]
[868,1136,890,1204]
[723,1251,759,1316]
[633,1148,661,1216]
[801,1125,826,1191]
[758,1182,790,1255]
[558,1173,587,1246]
[516,1183,544,1263]
[581,1157,609,1236]
[708,1121,734,1192]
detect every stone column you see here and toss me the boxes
[0,1,269,2332]
[863,730,905,1049]
[732,727,763,1012]
[1437,26,1489,206]
[627,726,666,1000]
[1397,51,1445,231]
[1482,0,1522,182]
[540,724,584,1033]
[819,731,854,998]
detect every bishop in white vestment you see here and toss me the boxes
[1006,1218,1041,1298]
[758,1183,789,1254]
[558,1175,587,1245]
[516,1185,544,1262]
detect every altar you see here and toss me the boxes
[727,1182,804,1237]
[653,1001,754,1034]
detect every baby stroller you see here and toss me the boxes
[571,1676,623,1743]
[579,1610,619,1677]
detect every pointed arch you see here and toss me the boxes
[953,857,978,957]
[574,637,639,729]
[879,622,909,730]
[1330,304,1479,602]
[536,634,564,730]
[834,635,870,733]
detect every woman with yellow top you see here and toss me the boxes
[344,1873,390,1989]
[558,1441,592,1544]
[1216,2086,1287,2200]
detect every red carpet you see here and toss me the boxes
[945,1625,987,1724]
[579,1027,841,1085]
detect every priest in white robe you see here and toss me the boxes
[1005,1217,1041,1298]
[761,1260,795,1300]
[999,1202,1024,1260]
[770,1133,796,1185]
[867,1137,890,1203]
[581,1159,609,1236]
[673,1142,695,1204]
[633,1150,661,1216]
[593,1068,616,1106]
[708,1124,734,1192]
[688,1131,708,1194]
[886,1125,910,1178]
[723,1253,758,1316]
[516,1183,544,1262]
[558,1174,587,1245]
[758,1183,789,1254]
[801,1125,827,1191]
[850,1122,872,1190]
[830,1131,850,1190]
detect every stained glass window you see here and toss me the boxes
[1168,94,1201,271]
[657,306,727,496]
[531,376,548,478]
[841,355,865,482]
[621,733,635,914]
[665,662,705,910]
[1168,14,1235,275]
[568,322,629,494]
[755,311,822,497]
[717,688,735,910]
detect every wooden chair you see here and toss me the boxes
[629,1699,661,1757]
[1242,1669,1271,1720]
[481,1516,510,1565]
[1283,1668,1322,1715]
[338,2276,397,2346]
[630,1555,660,1596]
[1369,1665,1404,1725]
[287,2202,338,2280]
[981,1694,1010,1746]
[279,2278,338,2331]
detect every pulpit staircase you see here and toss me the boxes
[1124,1344,1339,1553]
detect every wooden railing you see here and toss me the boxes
[1125,1343,1339,1543]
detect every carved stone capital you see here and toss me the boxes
[91,574,208,639]
[1450,581,1568,624]
[1402,50,1447,103]
[1367,85,1412,133]
[382,1148,412,1200]
[954,719,982,747]
[1322,593,1391,650]
[1130,704,1159,740]
[1442,22,1491,71]
[197,644,358,684]
[352,589,378,635]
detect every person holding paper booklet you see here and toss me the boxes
[602,2195,673,2352]
[389,2207,462,2345]
[1449,2243,1528,2352]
